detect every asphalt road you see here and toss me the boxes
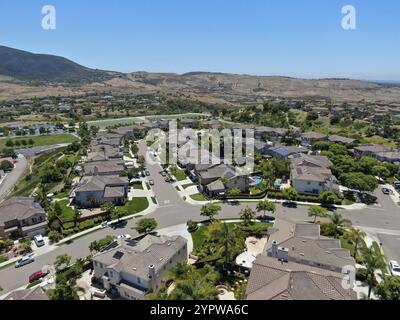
[0,155,28,201]
[1,141,400,295]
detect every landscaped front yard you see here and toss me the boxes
[174,169,187,181]
[190,193,206,201]
[131,182,144,190]
[117,197,149,215]
[57,200,76,221]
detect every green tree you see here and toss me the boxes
[135,218,157,235]
[308,206,328,223]
[0,160,13,172]
[348,228,366,259]
[340,172,378,192]
[54,254,72,271]
[283,187,298,201]
[101,202,115,220]
[239,207,256,226]
[200,203,221,221]
[228,188,241,197]
[363,246,387,299]
[256,200,276,217]
[376,277,400,300]
[330,212,351,237]
[19,237,32,253]
[319,191,341,205]
[48,230,61,243]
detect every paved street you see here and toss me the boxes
[1,141,400,296]
[0,155,28,201]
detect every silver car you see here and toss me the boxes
[15,255,35,268]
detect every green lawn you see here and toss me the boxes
[174,169,187,181]
[53,191,69,199]
[0,134,78,149]
[118,197,149,215]
[131,182,144,190]
[57,200,75,221]
[181,183,196,189]
[190,193,206,201]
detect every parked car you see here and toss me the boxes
[390,260,400,277]
[117,234,131,240]
[394,182,400,190]
[165,177,171,183]
[29,269,50,283]
[382,188,391,195]
[160,171,167,177]
[15,255,35,268]
[145,170,150,176]
[149,179,155,185]
[34,235,45,247]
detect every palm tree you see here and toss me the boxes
[256,200,276,218]
[348,228,366,259]
[363,246,386,299]
[330,212,351,237]
[218,223,244,272]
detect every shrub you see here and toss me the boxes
[356,269,367,282]
[187,220,198,232]
[63,229,75,237]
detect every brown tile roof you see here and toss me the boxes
[0,197,45,226]
[246,255,357,300]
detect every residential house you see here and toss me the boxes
[245,219,357,300]
[177,140,220,170]
[180,118,199,129]
[374,151,400,164]
[0,197,47,239]
[2,286,49,300]
[83,159,125,176]
[93,133,123,148]
[92,235,188,300]
[255,127,288,142]
[194,163,249,196]
[87,144,123,162]
[266,146,308,160]
[203,120,222,130]
[74,175,129,207]
[299,132,328,147]
[353,143,390,158]
[327,135,356,145]
[290,154,338,194]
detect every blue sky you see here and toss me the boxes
[1,0,400,80]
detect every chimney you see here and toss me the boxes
[271,240,278,258]
[277,247,289,262]
[148,264,156,279]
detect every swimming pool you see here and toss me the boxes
[249,176,263,187]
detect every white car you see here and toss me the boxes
[34,235,45,247]
[15,255,35,268]
[389,260,400,277]
[117,234,131,240]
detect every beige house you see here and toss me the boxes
[290,154,338,195]
[0,197,47,239]
[246,219,357,300]
[92,235,188,300]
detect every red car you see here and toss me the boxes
[29,270,49,283]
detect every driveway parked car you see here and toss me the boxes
[15,255,35,268]
[160,171,167,177]
[29,269,50,283]
[149,179,155,185]
[390,260,400,277]
[382,188,391,195]
[145,170,150,176]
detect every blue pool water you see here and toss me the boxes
[250,176,262,186]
